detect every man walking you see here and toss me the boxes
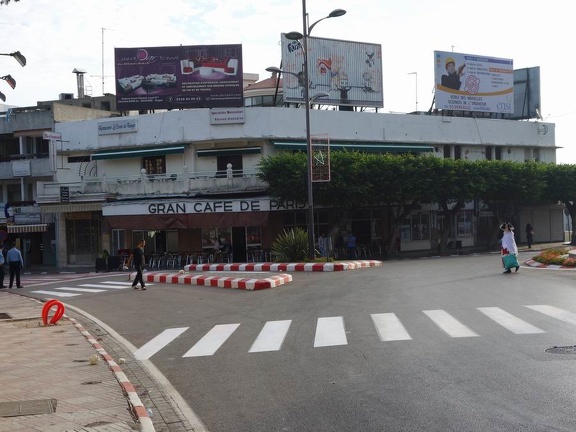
[127,240,146,290]
[7,242,24,289]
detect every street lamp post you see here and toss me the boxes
[408,72,418,112]
[0,51,26,67]
[280,2,346,260]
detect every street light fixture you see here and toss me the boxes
[0,51,26,67]
[271,2,346,260]
[1,74,16,89]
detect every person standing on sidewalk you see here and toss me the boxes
[7,241,24,288]
[127,240,146,290]
[0,243,6,288]
[525,223,534,249]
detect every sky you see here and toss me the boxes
[1,0,575,163]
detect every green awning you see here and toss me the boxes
[196,147,262,157]
[92,145,185,160]
[272,141,434,153]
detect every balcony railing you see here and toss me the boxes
[36,168,266,203]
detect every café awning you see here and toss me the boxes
[7,224,48,233]
[92,145,186,160]
[272,141,434,153]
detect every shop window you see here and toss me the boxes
[401,212,430,241]
[456,210,473,238]
[246,226,261,246]
[143,155,166,175]
[111,229,125,255]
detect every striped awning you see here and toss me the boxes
[7,224,48,233]
[92,145,185,160]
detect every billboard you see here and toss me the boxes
[280,35,383,108]
[434,50,513,113]
[115,44,243,111]
[498,66,541,120]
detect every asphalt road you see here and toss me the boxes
[21,252,576,432]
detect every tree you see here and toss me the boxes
[543,163,576,245]
[0,0,20,5]
[475,160,548,249]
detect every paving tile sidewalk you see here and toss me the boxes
[0,291,153,432]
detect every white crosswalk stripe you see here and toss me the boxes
[249,320,292,353]
[183,324,241,357]
[371,313,412,341]
[29,280,155,298]
[79,283,133,290]
[134,327,189,360]
[477,307,545,334]
[128,305,576,359]
[314,316,348,347]
[525,305,576,325]
[29,290,81,298]
[55,287,106,293]
[423,309,479,338]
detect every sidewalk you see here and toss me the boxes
[0,292,158,432]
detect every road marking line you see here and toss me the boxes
[525,305,576,326]
[133,327,189,360]
[101,281,155,286]
[29,290,81,298]
[183,324,241,357]
[55,287,107,293]
[423,310,479,338]
[314,316,348,347]
[371,313,412,341]
[249,320,292,352]
[79,283,132,289]
[478,307,545,334]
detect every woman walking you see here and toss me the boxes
[501,223,519,273]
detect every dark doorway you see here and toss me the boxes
[232,226,247,262]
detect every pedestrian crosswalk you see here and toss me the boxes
[30,281,155,298]
[132,305,576,360]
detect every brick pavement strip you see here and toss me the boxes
[0,292,154,432]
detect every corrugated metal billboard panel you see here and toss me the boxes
[280,35,383,108]
[115,44,243,111]
[499,66,541,120]
[434,50,514,113]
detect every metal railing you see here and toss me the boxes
[36,168,265,203]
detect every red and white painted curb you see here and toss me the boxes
[134,271,293,290]
[68,316,155,432]
[183,260,383,272]
[524,259,575,270]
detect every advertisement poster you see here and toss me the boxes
[280,35,383,108]
[434,50,513,113]
[115,44,243,110]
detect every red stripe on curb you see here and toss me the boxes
[67,316,153,430]
[137,271,292,290]
[182,260,382,273]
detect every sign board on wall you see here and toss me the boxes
[98,118,138,135]
[280,35,383,108]
[210,108,245,124]
[12,160,31,177]
[115,44,243,111]
[102,198,306,216]
[434,50,514,113]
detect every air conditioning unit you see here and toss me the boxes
[59,93,74,100]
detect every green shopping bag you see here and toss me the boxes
[503,254,519,269]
